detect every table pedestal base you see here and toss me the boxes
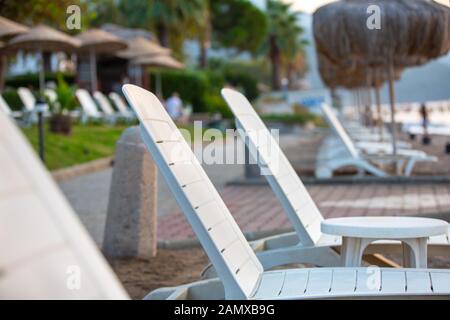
[341,237,428,268]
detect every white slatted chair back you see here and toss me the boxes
[44,89,58,104]
[320,103,360,159]
[0,94,11,116]
[18,87,36,111]
[122,84,263,299]
[75,89,102,118]
[109,92,130,115]
[94,91,115,115]
[221,89,323,245]
[0,112,128,299]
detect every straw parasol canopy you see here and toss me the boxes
[116,37,170,59]
[131,54,184,96]
[7,25,80,91]
[0,16,29,90]
[76,28,127,91]
[0,16,29,40]
[313,0,450,170]
[314,0,450,69]
[131,55,184,69]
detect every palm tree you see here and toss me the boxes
[118,0,207,49]
[263,0,306,90]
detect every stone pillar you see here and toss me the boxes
[103,126,157,259]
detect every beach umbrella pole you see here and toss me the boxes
[387,64,399,175]
[375,86,384,142]
[90,49,98,92]
[39,48,45,92]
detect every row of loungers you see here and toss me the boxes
[1,84,449,299]
[0,86,136,125]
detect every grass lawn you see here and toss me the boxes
[21,123,212,171]
[22,124,128,171]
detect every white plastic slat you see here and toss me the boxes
[76,89,101,117]
[236,260,262,299]
[406,271,432,293]
[171,162,203,187]
[430,272,450,293]
[0,145,29,195]
[428,233,449,244]
[0,247,101,300]
[253,272,284,299]
[94,92,114,115]
[109,92,129,114]
[183,180,215,208]
[222,240,251,273]
[356,269,381,293]
[196,201,226,230]
[278,270,309,297]
[142,119,180,142]
[209,220,238,251]
[321,104,359,158]
[158,141,193,164]
[330,269,357,293]
[305,220,324,244]
[18,87,35,111]
[381,270,406,293]
[305,269,332,294]
[0,193,63,268]
[238,115,266,131]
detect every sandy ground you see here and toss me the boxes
[109,248,208,300]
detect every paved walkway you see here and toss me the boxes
[158,183,450,242]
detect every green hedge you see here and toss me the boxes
[5,72,75,89]
[149,67,260,118]
[150,70,210,113]
[2,89,23,111]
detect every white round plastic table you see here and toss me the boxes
[321,217,448,268]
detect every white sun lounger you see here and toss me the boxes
[220,88,450,270]
[75,89,104,123]
[123,84,450,300]
[18,87,36,112]
[0,94,22,118]
[109,92,136,120]
[0,111,128,299]
[318,104,437,178]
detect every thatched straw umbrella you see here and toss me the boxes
[7,25,80,92]
[0,16,29,90]
[131,55,184,97]
[116,37,170,60]
[314,0,450,170]
[76,29,127,92]
[116,37,171,87]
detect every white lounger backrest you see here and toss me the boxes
[0,94,12,116]
[320,103,360,159]
[75,89,102,118]
[18,87,36,111]
[44,88,58,104]
[109,92,130,115]
[221,88,323,245]
[122,84,263,300]
[94,91,115,116]
[0,112,128,299]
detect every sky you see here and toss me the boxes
[252,0,450,14]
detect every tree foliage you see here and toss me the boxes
[210,0,267,55]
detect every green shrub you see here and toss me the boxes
[54,73,77,112]
[150,70,209,113]
[5,72,75,89]
[203,93,232,119]
[2,89,22,111]
[224,69,259,101]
